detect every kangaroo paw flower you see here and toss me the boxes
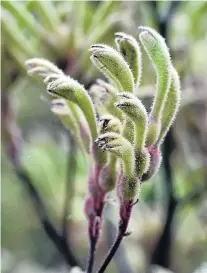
[142,145,162,182]
[90,44,134,92]
[95,132,135,178]
[115,92,148,150]
[115,32,142,87]
[25,58,64,77]
[139,26,172,146]
[157,66,181,146]
[98,114,122,134]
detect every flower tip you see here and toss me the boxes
[138,26,144,30]
[47,82,54,90]
[115,32,125,39]
[114,101,127,108]
[89,44,106,52]
[139,30,150,40]
[24,59,34,68]
[138,26,148,32]
[94,138,99,143]
[117,93,133,99]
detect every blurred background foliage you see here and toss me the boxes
[1,1,207,273]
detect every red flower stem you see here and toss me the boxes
[87,217,100,271]
[97,199,134,273]
[86,163,106,273]
[87,221,98,273]
[86,198,105,273]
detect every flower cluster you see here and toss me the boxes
[25,26,180,273]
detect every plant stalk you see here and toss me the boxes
[97,199,134,273]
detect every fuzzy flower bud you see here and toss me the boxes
[139,26,172,146]
[25,58,63,77]
[118,172,141,200]
[142,145,162,182]
[44,73,64,84]
[47,76,97,140]
[47,75,107,164]
[98,114,122,135]
[90,44,134,93]
[115,92,148,150]
[98,115,122,192]
[135,148,150,177]
[115,32,142,87]
[157,66,181,146]
[146,116,161,148]
[95,132,135,178]
[93,79,123,120]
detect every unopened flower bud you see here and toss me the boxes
[115,32,142,86]
[90,44,134,92]
[157,66,181,145]
[115,92,148,150]
[118,174,140,200]
[139,26,172,146]
[25,58,63,77]
[47,76,98,141]
[135,148,150,177]
[48,76,107,164]
[95,132,135,178]
[98,114,122,134]
[94,79,123,120]
[146,116,161,147]
[142,145,162,181]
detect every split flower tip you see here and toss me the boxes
[98,114,122,134]
[115,32,126,38]
[25,58,64,78]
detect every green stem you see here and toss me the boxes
[123,118,134,144]
[135,122,146,151]
[123,151,136,179]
